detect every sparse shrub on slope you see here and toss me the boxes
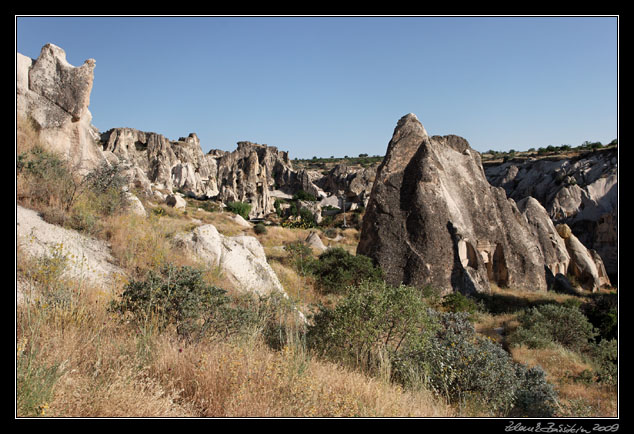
[226,201,252,220]
[111,264,253,340]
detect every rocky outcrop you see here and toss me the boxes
[100,128,220,199]
[317,163,376,206]
[517,197,570,278]
[174,224,286,297]
[17,205,126,303]
[17,44,103,173]
[556,223,610,292]
[213,141,292,219]
[485,149,617,280]
[357,114,548,295]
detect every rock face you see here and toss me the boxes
[556,223,610,292]
[17,44,103,172]
[174,224,286,297]
[485,149,617,280]
[357,114,548,295]
[100,128,220,198]
[16,205,126,303]
[516,197,570,278]
[213,141,296,219]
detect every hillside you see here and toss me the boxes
[16,43,618,419]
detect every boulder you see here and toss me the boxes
[305,231,327,252]
[517,197,570,277]
[16,205,126,302]
[174,224,287,297]
[357,114,548,295]
[166,193,187,209]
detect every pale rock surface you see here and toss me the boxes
[17,44,104,173]
[556,223,610,292]
[174,224,286,297]
[517,197,570,278]
[485,149,618,279]
[305,231,327,252]
[166,193,187,209]
[16,205,126,303]
[358,114,548,295]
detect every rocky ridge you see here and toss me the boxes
[357,114,612,295]
[484,149,617,280]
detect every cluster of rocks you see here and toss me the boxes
[17,44,616,299]
[357,114,613,294]
[484,149,617,281]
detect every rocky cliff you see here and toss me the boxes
[484,149,618,280]
[357,114,550,295]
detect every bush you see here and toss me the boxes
[292,190,318,202]
[307,280,435,372]
[253,223,267,235]
[311,248,383,294]
[508,304,597,352]
[284,241,315,276]
[112,264,245,340]
[392,311,557,416]
[17,145,78,211]
[226,201,252,220]
[441,292,482,316]
[592,338,617,385]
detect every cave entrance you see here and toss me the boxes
[488,243,509,287]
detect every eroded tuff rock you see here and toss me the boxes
[174,224,285,296]
[357,114,548,295]
[556,223,610,292]
[100,128,220,198]
[17,44,103,172]
[485,149,617,279]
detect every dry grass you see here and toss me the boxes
[149,337,454,417]
[510,345,617,417]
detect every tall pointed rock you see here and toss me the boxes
[357,114,548,294]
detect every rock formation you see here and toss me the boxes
[213,141,297,219]
[556,223,610,292]
[17,43,103,173]
[357,114,549,295]
[100,128,220,198]
[516,197,570,278]
[485,149,617,280]
[174,224,287,297]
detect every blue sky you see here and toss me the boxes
[16,16,618,159]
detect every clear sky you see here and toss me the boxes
[16,15,618,159]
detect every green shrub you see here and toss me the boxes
[284,241,315,276]
[511,364,558,417]
[392,311,557,416]
[583,293,617,341]
[226,201,252,220]
[17,145,78,211]
[111,264,246,340]
[441,292,482,315]
[508,304,597,352]
[292,190,318,202]
[311,247,383,294]
[307,280,435,372]
[253,222,267,234]
[592,338,617,385]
